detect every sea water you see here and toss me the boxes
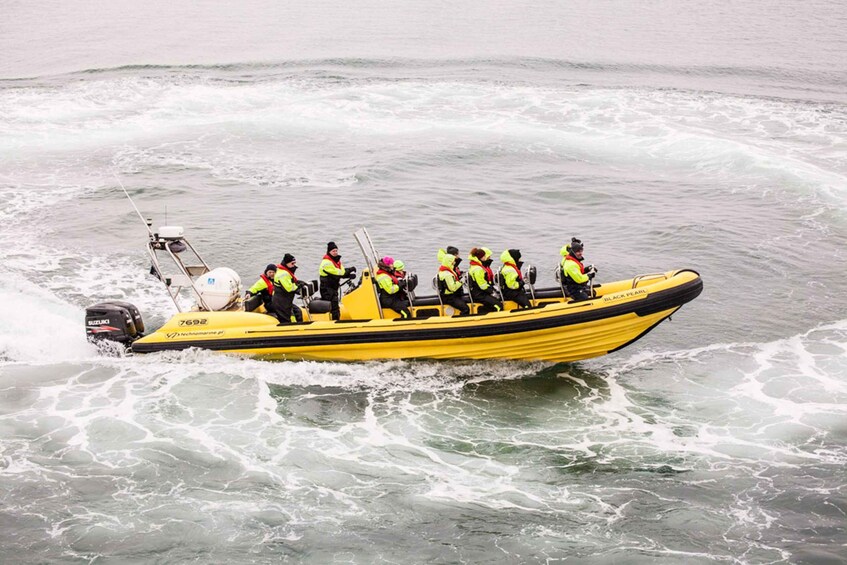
[1,1,846,562]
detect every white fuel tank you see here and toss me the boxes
[194,267,242,311]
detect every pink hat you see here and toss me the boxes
[381,256,395,267]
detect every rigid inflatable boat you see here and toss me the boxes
[86,227,703,363]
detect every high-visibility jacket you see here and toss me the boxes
[273,266,299,293]
[499,250,524,290]
[248,273,275,296]
[375,269,400,295]
[319,255,347,290]
[561,254,589,285]
[436,249,463,294]
[438,265,463,294]
[468,259,494,292]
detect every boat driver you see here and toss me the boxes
[560,238,597,302]
[319,241,357,320]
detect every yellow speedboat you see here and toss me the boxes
[86,227,702,363]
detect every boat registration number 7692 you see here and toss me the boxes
[178,318,209,326]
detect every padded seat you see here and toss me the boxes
[532,287,567,299]
[308,299,332,314]
[410,294,443,306]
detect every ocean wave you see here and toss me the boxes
[2,56,845,92]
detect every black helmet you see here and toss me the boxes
[570,239,584,253]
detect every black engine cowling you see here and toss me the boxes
[85,301,145,346]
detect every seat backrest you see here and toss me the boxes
[431,276,444,305]
[554,266,569,297]
[462,272,475,302]
[308,299,332,314]
[523,264,537,300]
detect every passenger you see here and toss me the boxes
[445,246,459,260]
[468,247,502,313]
[271,253,306,324]
[560,238,596,302]
[393,259,407,278]
[393,260,409,300]
[319,241,357,320]
[245,263,278,312]
[437,248,470,316]
[375,256,411,319]
[499,249,531,309]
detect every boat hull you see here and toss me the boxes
[132,269,702,363]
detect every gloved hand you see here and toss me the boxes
[587,271,596,280]
[398,278,407,289]
[347,266,357,274]
[297,281,308,289]
[244,291,253,298]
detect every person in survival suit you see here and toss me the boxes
[499,249,530,309]
[272,253,307,323]
[560,237,596,302]
[375,256,411,319]
[467,247,502,313]
[318,241,357,320]
[393,259,409,300]
[436,247,470,316]
[245,263,278,313]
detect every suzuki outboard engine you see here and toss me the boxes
[85,301,145,346]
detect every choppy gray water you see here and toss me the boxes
[1,1,846,563]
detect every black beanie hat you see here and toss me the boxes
[265,264,278,272]
[327,241,338,253]
[446,245,459,256]
[282,253,295,264]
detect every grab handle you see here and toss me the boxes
[632,273,668,289]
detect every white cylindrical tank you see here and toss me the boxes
[194,267,242,311]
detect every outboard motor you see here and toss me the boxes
[85,301,145,346]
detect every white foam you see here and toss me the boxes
[592,321,847,466]
[2,77,844,204]
[0,272,98,364]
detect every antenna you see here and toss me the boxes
[113,172,153,237]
